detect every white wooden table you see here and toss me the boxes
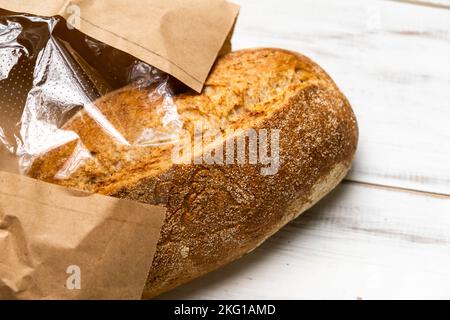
[161,0,450,300]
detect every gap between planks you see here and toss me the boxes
[343,178,450,199]
[388,0,450,10]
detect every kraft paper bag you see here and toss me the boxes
[0,171,166,300]
[0,0,240,92]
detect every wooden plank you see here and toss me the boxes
[229,0,450,195]
[159,182,450,300]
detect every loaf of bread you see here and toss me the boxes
[28,48,358,298]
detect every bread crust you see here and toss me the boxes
[29,49,358,298]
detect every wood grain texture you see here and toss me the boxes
[231,0,450,195]
[160,182,450,300]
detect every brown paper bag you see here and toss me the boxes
[0,171,166,300]
[0,0,240,92]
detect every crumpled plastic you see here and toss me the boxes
[0,9,184,177]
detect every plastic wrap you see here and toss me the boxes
[0,9,185,179]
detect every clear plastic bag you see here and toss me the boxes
[0,9,185,179]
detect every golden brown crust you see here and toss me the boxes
[28,48,358,298]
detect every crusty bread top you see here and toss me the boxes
[28,49,341,194]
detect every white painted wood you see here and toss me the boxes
[160,182,450,300]
[230,0,450,195]
[391,0,450,9]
